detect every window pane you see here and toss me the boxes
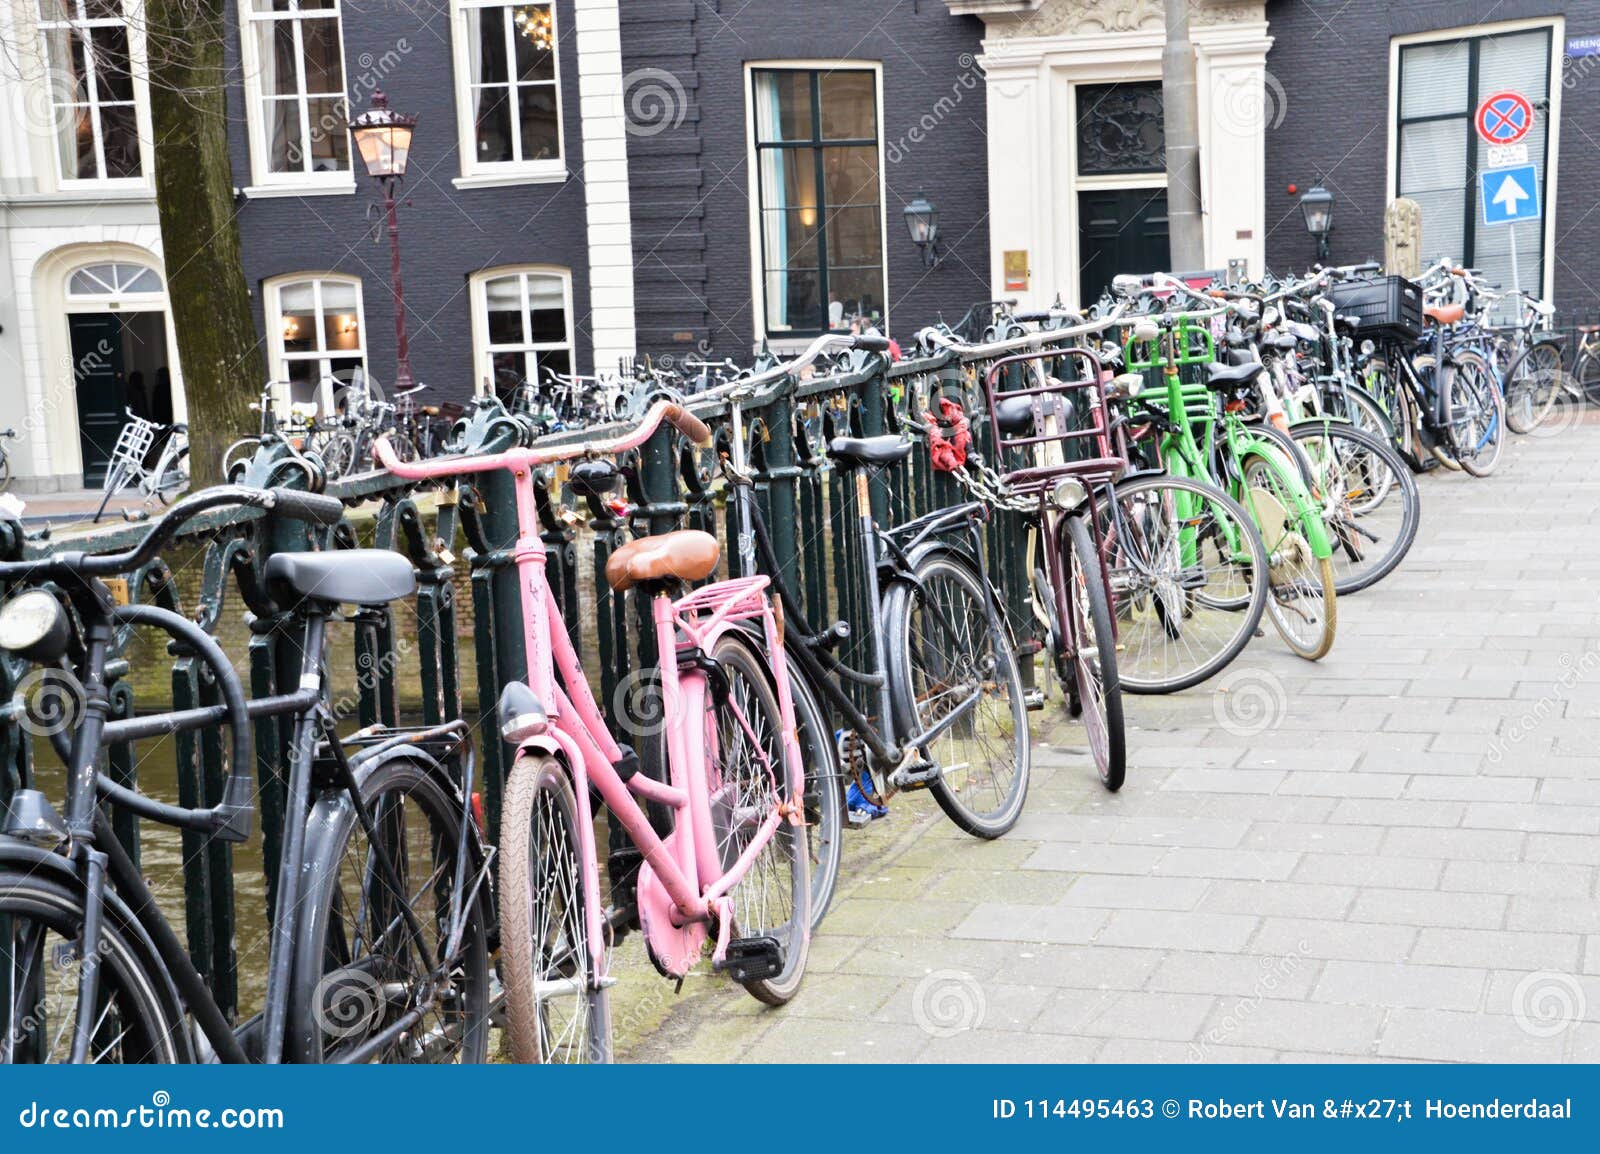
[1399,119,1466,196]
[1478,30,1550,101]
[758,146,818,214]
[760,209,821,272]
[54,104,90,179]
[474,88,514,162]
[753,71,813,143]
[471,7,510,85]
[261,22,299,97]
[304,97,348,170]
[819,72,876,139]
[322,309,361,352]
[512,5,556,81]
[529,300,566,343]
[44,28,86,102]
[492,351,527,396]
[1400,42,1468,118]
[535,347,571,383]
[485,276,525,344]
[517,84,559,160]
[69,265,116,294]
[301,15,345,94]
[119,266,161,293]
[825,204,883,269]
[88,26,134,104]
[768,270,820,332]
[822,146,878,207]
[829,266,883,328]
[99,103,141,178]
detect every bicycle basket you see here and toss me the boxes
[1328,275,1422,342]
[110,417,156,464]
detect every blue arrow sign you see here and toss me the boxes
[1481,164,1541,225]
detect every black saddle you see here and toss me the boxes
[828,435,912,469]
[265,549,417,604]
[1205,361,1264,388]
[993,394,1067,437]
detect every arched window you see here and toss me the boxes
[264,274,366,409]
[65,261,163,300]
[468,266,573,400]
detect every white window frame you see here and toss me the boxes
[237,0,355,195]
[263,273,367,413]
[467,265,575,396]
[742,60,889,351]
[450,0,567,189]
[1386,15,1564,305]
[32,0,154,191]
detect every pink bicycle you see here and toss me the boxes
[375,402,810,1063]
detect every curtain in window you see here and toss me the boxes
[755,75,788,329]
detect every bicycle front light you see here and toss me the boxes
[0,590,69,663]
[1051,478,1087,511]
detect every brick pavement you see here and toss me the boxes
[624,420,1600,1063]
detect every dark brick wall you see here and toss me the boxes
[1264,0,1597,306]
[621,0,989,359]
[225,0,593,405]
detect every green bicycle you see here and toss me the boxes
[1125,310,1338,661]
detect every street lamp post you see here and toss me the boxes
[349,90,418,391]
[903,193,941,269]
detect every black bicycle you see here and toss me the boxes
[700,335,1031,924]
[0,485,491,1063]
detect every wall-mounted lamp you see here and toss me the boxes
[903,193,941,269]
[1299,184,1334,262]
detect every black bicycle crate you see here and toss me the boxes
[1328,274,1423,342]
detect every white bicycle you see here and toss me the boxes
[93,408,190,522]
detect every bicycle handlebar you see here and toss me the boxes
[916,302,1130,358]
[0,486,343,584]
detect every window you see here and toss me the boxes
[1076,82,1164,176]
[751,66,885,337]
[67,262,162,297]
[240,0,351,185]
[265,276,365,409]
[453,1,563,182]
[36,0,143,182]
[469,267,573,400]
[1395,26,1554,306]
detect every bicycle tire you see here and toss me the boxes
[500,754,613,1063]
[288,753,491,1063]
[0,868,192,1063]
[1063,513,1126,791]
[1099,474,1270,694]
[1449,352,1505,477]
[782,649,844,930]
[153,447,189,506]
[1286,420,1421,595]
[1240,449,1338,660]
[0,450,11,493]
[1503,341,1564,433]
[883,552,1030,839]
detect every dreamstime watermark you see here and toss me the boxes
[911,969,987,1037]
[11,666,86,739]
[1211,667,1287,737]
[611,666,668,740]
[1210,68,1288,136]
[16,1092,283,1130]
[885,51,986,165]
[312,967,387,1042]
[1188,944,1310,1060]
[289,38,413,168]
[619,68,688,138]
[1487,644,1600,764]
[1511,971,1587,1038]
[329,634,414,721]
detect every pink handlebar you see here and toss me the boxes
[372,400,713,479]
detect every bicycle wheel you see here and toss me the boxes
[1576,348,1600,403]
[153,446,188,505]
[1099,474,1269,694]
[1503,341,1564,433]
[308,429,357,479]
[1410,354,1461,471]
[1447,352,1505,477]
[500,754,612,1063]
[883,553,1030,839]
[709,630,810,1005]
[1287,421,1420,595]
[0,450,11,493]
[1241,452,1337,660]
[0,869,191,1063]
[782,650,844,930]
[290,753,492,1063]
[1062,513,1126,791]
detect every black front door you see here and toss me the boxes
[1078,188,1171,306]
[70,313,127,487]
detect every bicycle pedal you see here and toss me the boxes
[1023,688,1046,712]
[888,761,941,791]
[715,935,785,983]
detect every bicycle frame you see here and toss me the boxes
[377,421,804,982]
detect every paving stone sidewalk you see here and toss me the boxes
[625,419,1600,1063]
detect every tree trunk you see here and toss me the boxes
[144,0,263,488]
